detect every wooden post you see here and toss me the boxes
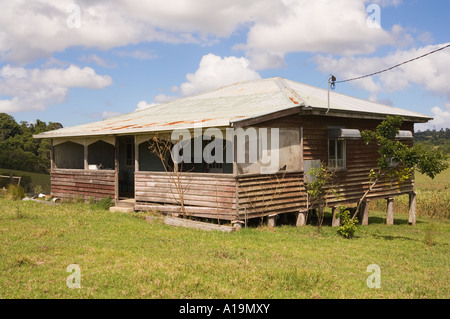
[268,214,277,227]
[360,199,370,226]
[331,206,340,227]
[386,197,394,225]
[408,191,417,226]
[83,139,88,170]
[50,139,55,170]
[134,135,139,172]
[295,211,306,227]
[114,136,119,204]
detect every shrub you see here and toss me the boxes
[336,206,358,239]
[6,184,25,201]
[92,196,114,210]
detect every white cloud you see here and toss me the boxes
[416,103,450,131]
[140,53,261,109]
[313,43,450,98]
[370,0,403,7]
[134,94,178,111]
[0,0,282,64]
[0,0,403,69]
[241,0,393,69]
[0,64,112,112]
[179,54,261,96]
[313,43,450,129]
[135,100,159,111]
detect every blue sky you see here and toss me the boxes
[1,0,449,131]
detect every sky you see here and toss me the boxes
[0,0,449,131]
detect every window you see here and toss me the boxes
[328,139,345,170]
[54,141,84,169]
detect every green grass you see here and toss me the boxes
[415,167,450,190]
[0,198,448,299]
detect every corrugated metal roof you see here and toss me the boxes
[34,77,431,139]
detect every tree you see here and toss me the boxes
[352,116,449,220]
[305,162,338,229]
[0,113,22,140]
[148,135,188,218]
[0,113,63,174]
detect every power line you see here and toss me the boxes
[334,43,450,84]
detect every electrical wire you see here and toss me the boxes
[334,43,450,84]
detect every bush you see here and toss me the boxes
[336,206,358,239]
[92,196,114,210]
[6,184,25,201]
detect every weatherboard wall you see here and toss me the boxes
[51,169,115,201]
[255,114,415,207]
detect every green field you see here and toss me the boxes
[0,167,448,299]
[0,169,50,194]
[0,197,448,299]
[370,167,450,219]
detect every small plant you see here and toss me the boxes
[14,206,26,219]
[34,185,43,194]
[92,196,114,210]
[306,162,337,229]
[336,206,358,239]
[423,223,437,246]
[6,184,25,201]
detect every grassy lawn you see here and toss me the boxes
[0,197,448,299]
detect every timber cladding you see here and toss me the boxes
[236,171,306,220]
[51,169,115,200]
[134,171,237,220]
[256,114,415,207]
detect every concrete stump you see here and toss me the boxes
[267,214,277,227]
[360,199,370,226]
[295,211,306,227]
[232,220,245,231]
[331,207,340,227]
[386,197,394,225]
[408,191,417,226]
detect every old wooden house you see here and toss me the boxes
[34,77,430,227]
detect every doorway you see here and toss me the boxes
[118,136,135,198]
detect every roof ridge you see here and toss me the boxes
[273,77,305,106]
[283,78,430,117]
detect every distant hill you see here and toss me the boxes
[415,128,450,154]
[0,113,63,174]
